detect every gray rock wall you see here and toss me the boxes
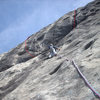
[0,0,100,99]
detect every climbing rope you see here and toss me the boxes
[25,36,35,58]
[72,60,100,98]
[73,10,76,29]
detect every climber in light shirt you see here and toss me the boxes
[48,44,59,58]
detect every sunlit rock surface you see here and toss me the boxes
[0,0,100,100]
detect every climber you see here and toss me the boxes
[48,44,59,58]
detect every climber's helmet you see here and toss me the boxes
[50,44,53,46]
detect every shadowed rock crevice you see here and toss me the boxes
[49,62,64,75]
[84,39,97,50]
[0,65,13,72]
[84,41,94,50]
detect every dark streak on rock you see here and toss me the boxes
[49,62,64,75]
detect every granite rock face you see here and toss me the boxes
[0,0,100,100]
